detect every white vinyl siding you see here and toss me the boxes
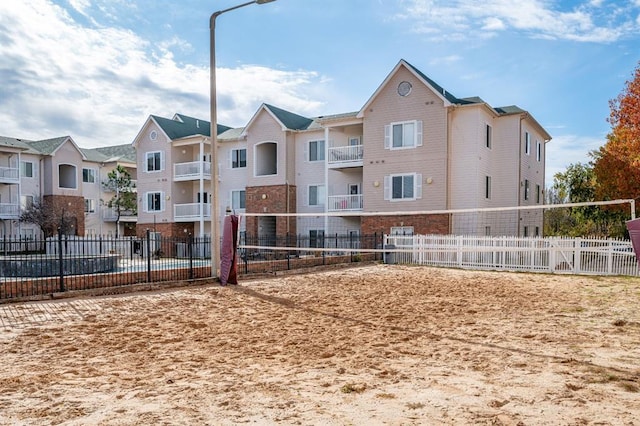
[384,173,422,201]
[384,120,423,149]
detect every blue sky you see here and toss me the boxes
[1,0,639,184]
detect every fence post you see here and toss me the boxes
[146,229,152,283]
[574,237,582,274]
[188,234,194,280]
[58,231,65,292]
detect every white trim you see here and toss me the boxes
[145,151,163,173]
[57,163,78,190]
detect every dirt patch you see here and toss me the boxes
[1,265,639,424]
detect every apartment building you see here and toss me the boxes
[133,59,551,241]
[0,135,136,238]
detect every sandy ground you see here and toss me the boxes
[0,264,639,425]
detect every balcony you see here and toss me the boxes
[0,167,19,184]
[0,203,20,219]
[328,145,363,168]
[174,203,211,222]
[174,161,211,181]
[103,207,137,222]
[327,194,363,212]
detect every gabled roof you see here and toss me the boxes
[24,136,87,159]
[0,136,32,151]
[264,104,313,131]
[149,114,231,140]
[93,144,136,163]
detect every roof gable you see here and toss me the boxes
[26,136,87,159]
[242,104,313,136]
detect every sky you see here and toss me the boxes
[1,0,639,184]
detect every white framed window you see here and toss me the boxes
[485,124,492,149]
[84,198,96,213]
[145,191,164,212]
[390,226,414,236]
[231,190,246,210]
[197,192,209,203]
[523,226,529,237]
[536,140,542,162]
[349,136,361,146]
[146,151,163,172]
[20,161,34,178]
[536,184,541,204]
[82,168,96,183]
[20,195,34,210]
[231,149,246,169]
[485,226,491,236]
[308,184,326,207]
[524,179,530,201]
[524,132,531,155]
[384,120,423,149]
[308,140,325,162]
[384,173,422,201]
[58,164,77,189]
[485,176,491,199]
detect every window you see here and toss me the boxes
[384,120,423,149]
[384,173,422,201]
[524,132,531,155]
[536,184,541,204]
[485,124,492,149]
[308,185,326,206]
[523,226,529,237]
[20,195,34,210]
[231,190,246,210]
[308,140,325,162]
[485,176,491,199]
[231,149,246,169]
[20,161,33,178]
[390,226,414,236]
[146,151,163,172]
[197,192,209,203]
[536,140,542,162]
[524,179,530,201]
[82,168,96,183]
[349,137,361,146]
[84,199,96,213]
[146,192,163,212]
[255,142,277,176]
[485,226,491,236]
[309,230,325,248]
[58,164,77,189]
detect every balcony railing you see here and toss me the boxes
[0,203,20,218]
[328,145,363,165]
[103,207,137,222]
[174,203,211,221]
[0,167,19,183]
[174,161,211,181]
[327,194,363,212]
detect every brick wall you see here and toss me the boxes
[43,195,85,236]
[136,222,195,238]
[361,213,450,236]
[245,185,297,237]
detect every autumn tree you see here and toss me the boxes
[593,61,640,205]
[20,196,76,238]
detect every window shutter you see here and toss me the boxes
[302,186,308,207]
[304,143,309,163]
[160,152,165,171]
[160,192,165,212]
[383,175,391,200]
[143,192,149,213]
[384,125,391,149]
[218,163,223,181]
[416,174,423,199]
[416,121,423,147]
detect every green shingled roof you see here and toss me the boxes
[264,104,313,131]
[25,136,70,155]
[403,60,463,104]
[93,144,136,163]
[151,114,231,139]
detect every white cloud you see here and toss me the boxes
[0,0,328,147]
[398,0,640,43]
[545,133,606,183]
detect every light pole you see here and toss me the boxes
[210,0,276,279]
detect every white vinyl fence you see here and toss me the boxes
[383,234,639,276]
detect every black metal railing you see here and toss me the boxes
[0,232,384,302]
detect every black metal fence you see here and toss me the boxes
[0,232,384,302]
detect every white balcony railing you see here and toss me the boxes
[328,145,363,165]
[174,161,211,181]
[103,207,137,221]
[0,166,19,182]
[327,194,363,212]
[0,203,20,218]
[174,203,211,221]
